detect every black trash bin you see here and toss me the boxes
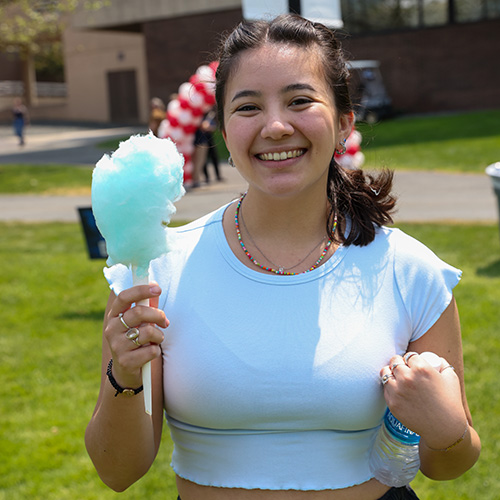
[78,207,107,259]
[486,162,500,240]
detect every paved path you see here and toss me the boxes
[0,123,498,224]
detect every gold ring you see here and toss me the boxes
[125,327,140,343]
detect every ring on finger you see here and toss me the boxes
[403,351,418,365]
[441,364,455,373]
[391,362,403,373]
[118,312,132,330]
[125,327,141,347]
[381,373,394,385]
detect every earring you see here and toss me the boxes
[335,138,347,155]
[228,155,236,168]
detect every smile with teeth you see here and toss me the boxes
[257,149,306,161]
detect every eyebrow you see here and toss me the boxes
[283,83,316,93]
[230,83,317,103]
[231,90,261,102]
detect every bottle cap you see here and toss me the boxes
[420,351,442,370]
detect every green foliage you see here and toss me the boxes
[0,220,498,498]
[0,0,110,54]
[35,41,64,82]
[357,110,500,172]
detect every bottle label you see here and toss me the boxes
[384,408,421,444]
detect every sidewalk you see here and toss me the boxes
[0,123,497,223]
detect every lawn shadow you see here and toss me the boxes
[477,257,500,278]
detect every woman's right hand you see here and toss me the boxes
[104,283,169,389]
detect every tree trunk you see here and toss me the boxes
[22,49,38,107]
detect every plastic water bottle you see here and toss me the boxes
[369,352,442,486]
[369,408,421,486]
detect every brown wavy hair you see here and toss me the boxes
[215,14,396,246]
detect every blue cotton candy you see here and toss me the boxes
[91,132,185,277]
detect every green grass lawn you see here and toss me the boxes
[0,220,499,499]
[356,109,500,172]
[0,164,93,194]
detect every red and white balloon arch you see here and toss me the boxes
[158,61,218,181]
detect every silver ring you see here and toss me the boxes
[403,351,418,364]
[125,327,141,346]
[381,373,394,385]
[441,364,455,373]
[118,312,132,330]
[391,362,403,372]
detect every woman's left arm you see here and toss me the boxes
[382,296,481,480]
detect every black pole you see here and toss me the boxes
[448,0,456,24]
[288,0,301,15]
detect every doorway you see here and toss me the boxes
[107,70,139,123]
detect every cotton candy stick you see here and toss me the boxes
[92,132,185,414]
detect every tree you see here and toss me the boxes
[0,0,109,105]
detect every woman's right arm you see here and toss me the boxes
[85,284,168,491]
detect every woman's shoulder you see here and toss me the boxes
[376,224,461,288]
[376,225,437,258]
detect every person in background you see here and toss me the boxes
[202,108,223,184]
[12,97,29,146]
[191,107,220,187]
[85,14,480,500]
[149,97,166,137]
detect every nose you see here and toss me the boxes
[261,111,294,140]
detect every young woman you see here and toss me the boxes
[85,14,480,500]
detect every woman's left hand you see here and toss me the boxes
[380,351,468,451]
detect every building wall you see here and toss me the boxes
[72,0,241,28]
[64,29,148,122]
[143,8,243,105]
[63,28,148,123]
[343,19,500,114]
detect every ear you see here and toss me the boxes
[339,111,355,139]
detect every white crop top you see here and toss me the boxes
[105,204,461,491]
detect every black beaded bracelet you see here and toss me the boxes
[106,359,143,397]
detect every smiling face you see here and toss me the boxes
[222,43,352,199]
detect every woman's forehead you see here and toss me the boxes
[226,44,325,92]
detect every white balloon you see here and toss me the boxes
[196,65,213,80]
[157,120,169,139]
[189,90,205,108]
[178,109,193,125]
[178,82,193,97]
[167,99,180,115]
[168,127,185,142]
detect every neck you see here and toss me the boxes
[240,189,329,242]
[233,191,336,275]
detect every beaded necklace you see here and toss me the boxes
[234,193,337,276]
[240,208,326,273]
